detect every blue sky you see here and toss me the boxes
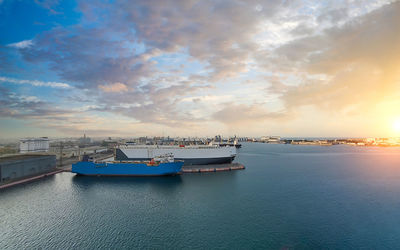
[0,0,80,44]
[1,0,400,138]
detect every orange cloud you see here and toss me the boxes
[99,82,129,93]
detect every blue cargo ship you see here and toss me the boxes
[72,154,183,176]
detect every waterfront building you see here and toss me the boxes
[0,154,56,184]
[19,137,49,153]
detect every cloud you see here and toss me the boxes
[8,0,291,131]
[7,40,33,49]
[0,86,70,119]
[20,26,155,90]
[0,86,122,136]
[99,82,129,93]
[212,103,285,125]
[34,0,62,14]
[114,0,287,80]
[0,76,71,89]
[3,0,400,136]
[93,79,211,127]
[264,1,400,114]
[18,0,289,89]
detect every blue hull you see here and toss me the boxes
[72,161,183,176]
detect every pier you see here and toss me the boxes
[0,160,245,189]
[181,163,245,173]
[0,169,66,189]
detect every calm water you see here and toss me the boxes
[2,143,400,249]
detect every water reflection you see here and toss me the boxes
[71,174,183,188]
[0,174,57,194]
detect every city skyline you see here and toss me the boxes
[1,0,400,138]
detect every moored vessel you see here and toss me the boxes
[115,144,237,165]
[72,154,183,176]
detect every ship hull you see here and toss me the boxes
[115,154,235,165]
[72,161,183,176]
[115,146,236,165]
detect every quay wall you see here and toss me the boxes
[0,155,56,185]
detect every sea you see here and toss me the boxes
[1,143,400,249]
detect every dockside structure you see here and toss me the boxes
[0,154,56,185]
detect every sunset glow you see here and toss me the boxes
[1,0,400,138]
[393,118,400,135]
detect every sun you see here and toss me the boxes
[393,118,400,134]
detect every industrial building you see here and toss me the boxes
[19,137,50,153]
[0,154,56,184]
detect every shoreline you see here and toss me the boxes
[248,141,400,147]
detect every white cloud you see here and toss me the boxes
[3,0,399,136]
[181,95,234,103]
[0,76,72,89]
[19,95,42,103]
[7,39,33,49]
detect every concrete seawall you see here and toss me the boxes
[0,169,65,189]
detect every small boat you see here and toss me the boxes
[72,154,183,176]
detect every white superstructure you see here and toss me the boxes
[116,145,237,165]
[19,137,50,153]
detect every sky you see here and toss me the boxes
[0,0,400,138]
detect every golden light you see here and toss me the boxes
[393,118,400,134]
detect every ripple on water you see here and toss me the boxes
[2,143,400,249]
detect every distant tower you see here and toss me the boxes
[79,133,91,145]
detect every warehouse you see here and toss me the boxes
[0,154,56,184]
[19,137,50,153]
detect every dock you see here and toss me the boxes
[61,162,246,174]
[181,163,245,173]
[0,169,66,190]
[0,162,245,189]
